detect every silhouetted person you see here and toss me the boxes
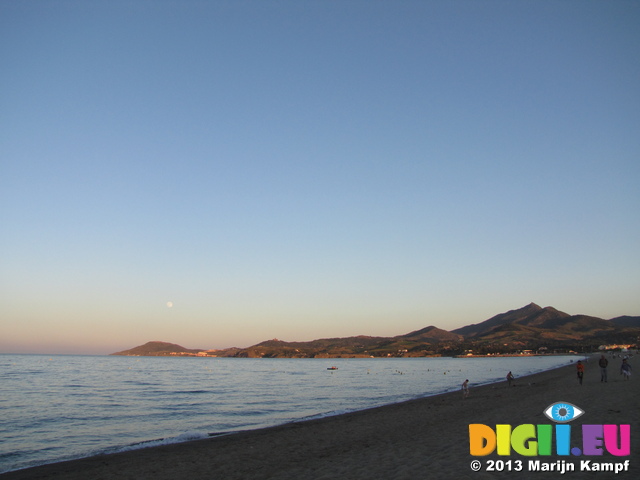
[599,355,609,382]
[576,360,584,385]
[621,359,632,380]
[506,371,514,387]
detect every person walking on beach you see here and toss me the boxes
[599,355,609,382]
[506,371,514,387]
[620,359,632,380]
[462,379,469,398]
[576,360,584,385]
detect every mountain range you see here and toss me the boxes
[111,303,640,358]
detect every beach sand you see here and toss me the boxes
[2,356,638,480]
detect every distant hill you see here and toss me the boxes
[450,304,639,350]
[609,316,640,328]
[111,304,640,358]
[111,341,203,356]
[451,303,568,337]
[399,325,464,343]
[237,335,390,358]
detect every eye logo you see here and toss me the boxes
[544,402,584,423]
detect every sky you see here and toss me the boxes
[1,0,639,355]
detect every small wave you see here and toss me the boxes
[296,408,354,422]
[122,380,160,386]
[111,431,210,454]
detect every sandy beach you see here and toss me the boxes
[2,355,637,480]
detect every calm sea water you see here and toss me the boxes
[0,354,578,473]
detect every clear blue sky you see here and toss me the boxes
[1,0,639,354]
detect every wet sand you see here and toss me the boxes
[2,355,638,479]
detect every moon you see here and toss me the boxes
[166,301,173,308]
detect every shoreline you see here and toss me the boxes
[2,357,578,470]
[2,355,637,479]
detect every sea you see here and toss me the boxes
[0,354,579,474]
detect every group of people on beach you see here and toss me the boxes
[462,354,634,398]
[461,370,515,399]
[576,354,632,385]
